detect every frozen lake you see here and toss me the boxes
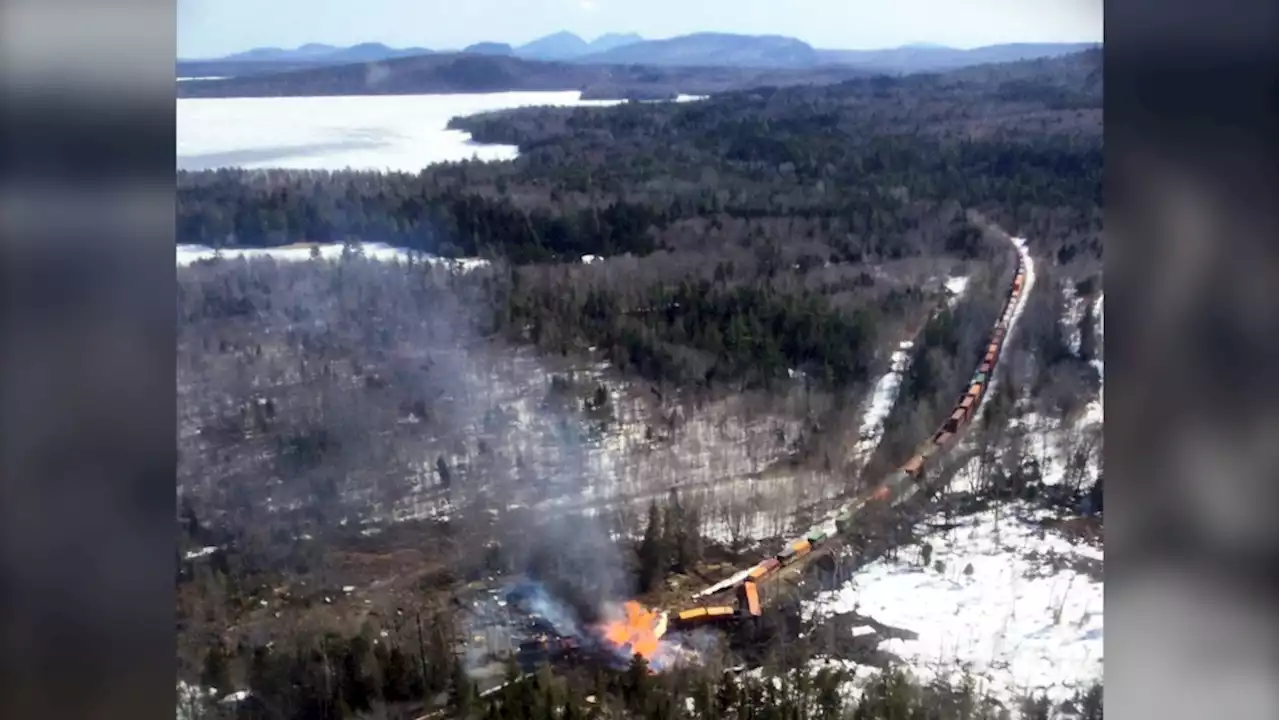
[177,91,703,172]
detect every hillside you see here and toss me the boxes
[816,42,1101,74]
[516,31,644,60]
[177,34,1098,83]
[575,32,820,68]
[174,51,876,100]
[516,31,591,60]
[463,41,515,56]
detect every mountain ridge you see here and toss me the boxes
[176,46,1101,103]
[177,34,1101,82]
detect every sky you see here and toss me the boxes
[178,0,1102,59]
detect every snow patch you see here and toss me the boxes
[851,340,914,467]
[183,546,219,560]
[805,503,1102,710]
[175,242,489,270]
[944,275,970,303]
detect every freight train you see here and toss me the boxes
[676,257,1029,620]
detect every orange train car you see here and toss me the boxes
[676,607,708,622]
[674,605,737,625]
[740,581,762,617]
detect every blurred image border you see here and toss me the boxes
[1104,0,1278,718]
[0,0,1274,718]
[1,0,178,719]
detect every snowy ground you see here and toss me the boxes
[177,91,703,172]
[803,500,1102,711]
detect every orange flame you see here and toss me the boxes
[598,601,669,661]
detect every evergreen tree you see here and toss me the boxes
[200,641,232,694]
[637,501,666,593]
[449,660,478,719]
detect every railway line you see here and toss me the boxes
[665,234,1036,632]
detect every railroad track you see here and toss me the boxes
[668,234,1035,630]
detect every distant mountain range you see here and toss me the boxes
[217,42,433,64]
[179,32,1099,78]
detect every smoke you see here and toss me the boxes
[397,259,650,660]
[505,579,586,640]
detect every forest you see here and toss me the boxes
[178,50,1104,720]
[177,50,1102,274]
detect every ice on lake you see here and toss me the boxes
[177,91,697,172]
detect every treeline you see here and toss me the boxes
[186,624,1104,720]
[177,173,665,264]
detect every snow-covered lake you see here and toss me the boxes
[176,91,704,172]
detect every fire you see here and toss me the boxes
[598,600,669,662]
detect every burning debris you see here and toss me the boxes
[458,577,714,680]
[598,601,669,663]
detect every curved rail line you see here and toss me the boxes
[668,234,1035,631]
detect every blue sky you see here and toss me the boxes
[178,0,1102,59]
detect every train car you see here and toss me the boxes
[676,607,708,622]
[979,360,992,374]
[790,539,812,558]
[739,581,762,617]
[973,372,988,385]
[776,546,797,564]
[747,563,771,581]
[966,382,984,399]
[902,454,926,476]
[943,407,967,433]
[760,557,781,573]
[806,528,828,545]
[932,429,953,446]
[959,395,976,414]
[671,605,738,629]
